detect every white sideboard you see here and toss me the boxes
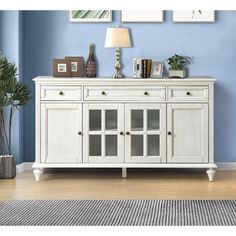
[33,76,217,181]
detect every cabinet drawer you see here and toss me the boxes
[41,86,81,101]
[167,86,208,101]
[84,86,165,101]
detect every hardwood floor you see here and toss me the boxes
[0,169,236,201]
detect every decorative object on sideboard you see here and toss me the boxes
[70,10,112,22]
[151,61,164,79]
[0,54,32,179]
[133,58,152,78]
[105,26,132,78]
[121,10,164,22]
[53,59,71,77]
[86,44,97,78]
[172,10,215,23]
[65,57,84,77]
[167,54,191,78]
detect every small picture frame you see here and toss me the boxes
[53,59,71,77]
[150,61,164,78]
[65,56,84,77]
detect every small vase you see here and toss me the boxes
[168,69,186,78]
[0,155,16,179]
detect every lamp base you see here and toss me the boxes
[113,73,124,79]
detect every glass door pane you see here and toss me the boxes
[89,135,101,156]
[131,110,143,131]
[89,110,101,131]
[105,135,117,156]
[131,135,143,156]
[105,110,117,131]
[147,135,160,156]
[147,110,160,131]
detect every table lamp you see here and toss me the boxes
[105,27,132,78]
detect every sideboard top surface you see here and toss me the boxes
[33,76,217,84]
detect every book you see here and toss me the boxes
[133,57,142,78]
[142,59,147,78]
[133,58,152,78]
[147,59,152,78]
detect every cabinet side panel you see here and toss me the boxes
[35,84,41,163]
[208,83,214,163]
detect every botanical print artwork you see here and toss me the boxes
[70,10,112,22]
[192,10,202,19]
[173,10,215,22]
[121,10,163,22]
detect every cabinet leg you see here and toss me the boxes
[122,168,127,178]
[206,168,216,182]
[33,169,43,181]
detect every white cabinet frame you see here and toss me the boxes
[33,77,217,182]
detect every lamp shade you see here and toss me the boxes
[105,27,131,48]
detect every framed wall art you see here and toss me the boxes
[172,10,215,23]
[121,10,164,22]
[70,10,112,22]
[53,59,71,77]
[150,61,164,79]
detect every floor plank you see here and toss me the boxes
[0,169,235,200]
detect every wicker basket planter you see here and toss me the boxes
[0,155,16,179]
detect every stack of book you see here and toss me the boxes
[133,57,152,78]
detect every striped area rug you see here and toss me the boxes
[0,200,235,226]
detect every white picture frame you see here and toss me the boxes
[150,61,164,79]
[70,10,112,22]
[172,10,215,23]
[121,10,164,22]
[57,64,67,73]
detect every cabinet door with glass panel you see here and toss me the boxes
[83,104,124,163]
[125,104,166,163]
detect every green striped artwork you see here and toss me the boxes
[70,10,112,22]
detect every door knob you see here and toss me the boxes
[167,131,172,135]
[126,131,130,135]
[78,131,82,135]
[120,131,124,135]
[59,91,64,95]
[144,91,148,95]
[101,91,106,95]
[186,91,191,96]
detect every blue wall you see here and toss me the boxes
[0,11,24,164]
[2,10,236,163]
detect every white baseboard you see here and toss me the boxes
[16,162,236,174]
[16,162,33,174]
[216,162,236,170]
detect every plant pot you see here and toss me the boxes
[0,155,16,179]
[168,69,186,78]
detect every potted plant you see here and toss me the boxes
[167,54,191,78]
[0,54,32,179]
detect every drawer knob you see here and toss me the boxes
[186,91,191,96]
[59,91,64,95]
[120,131,124,135]
[78,131,82,135]
[126,131,130,135]
[101,91,106,95]
[144,91,148,96]
[167,131,172,135]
